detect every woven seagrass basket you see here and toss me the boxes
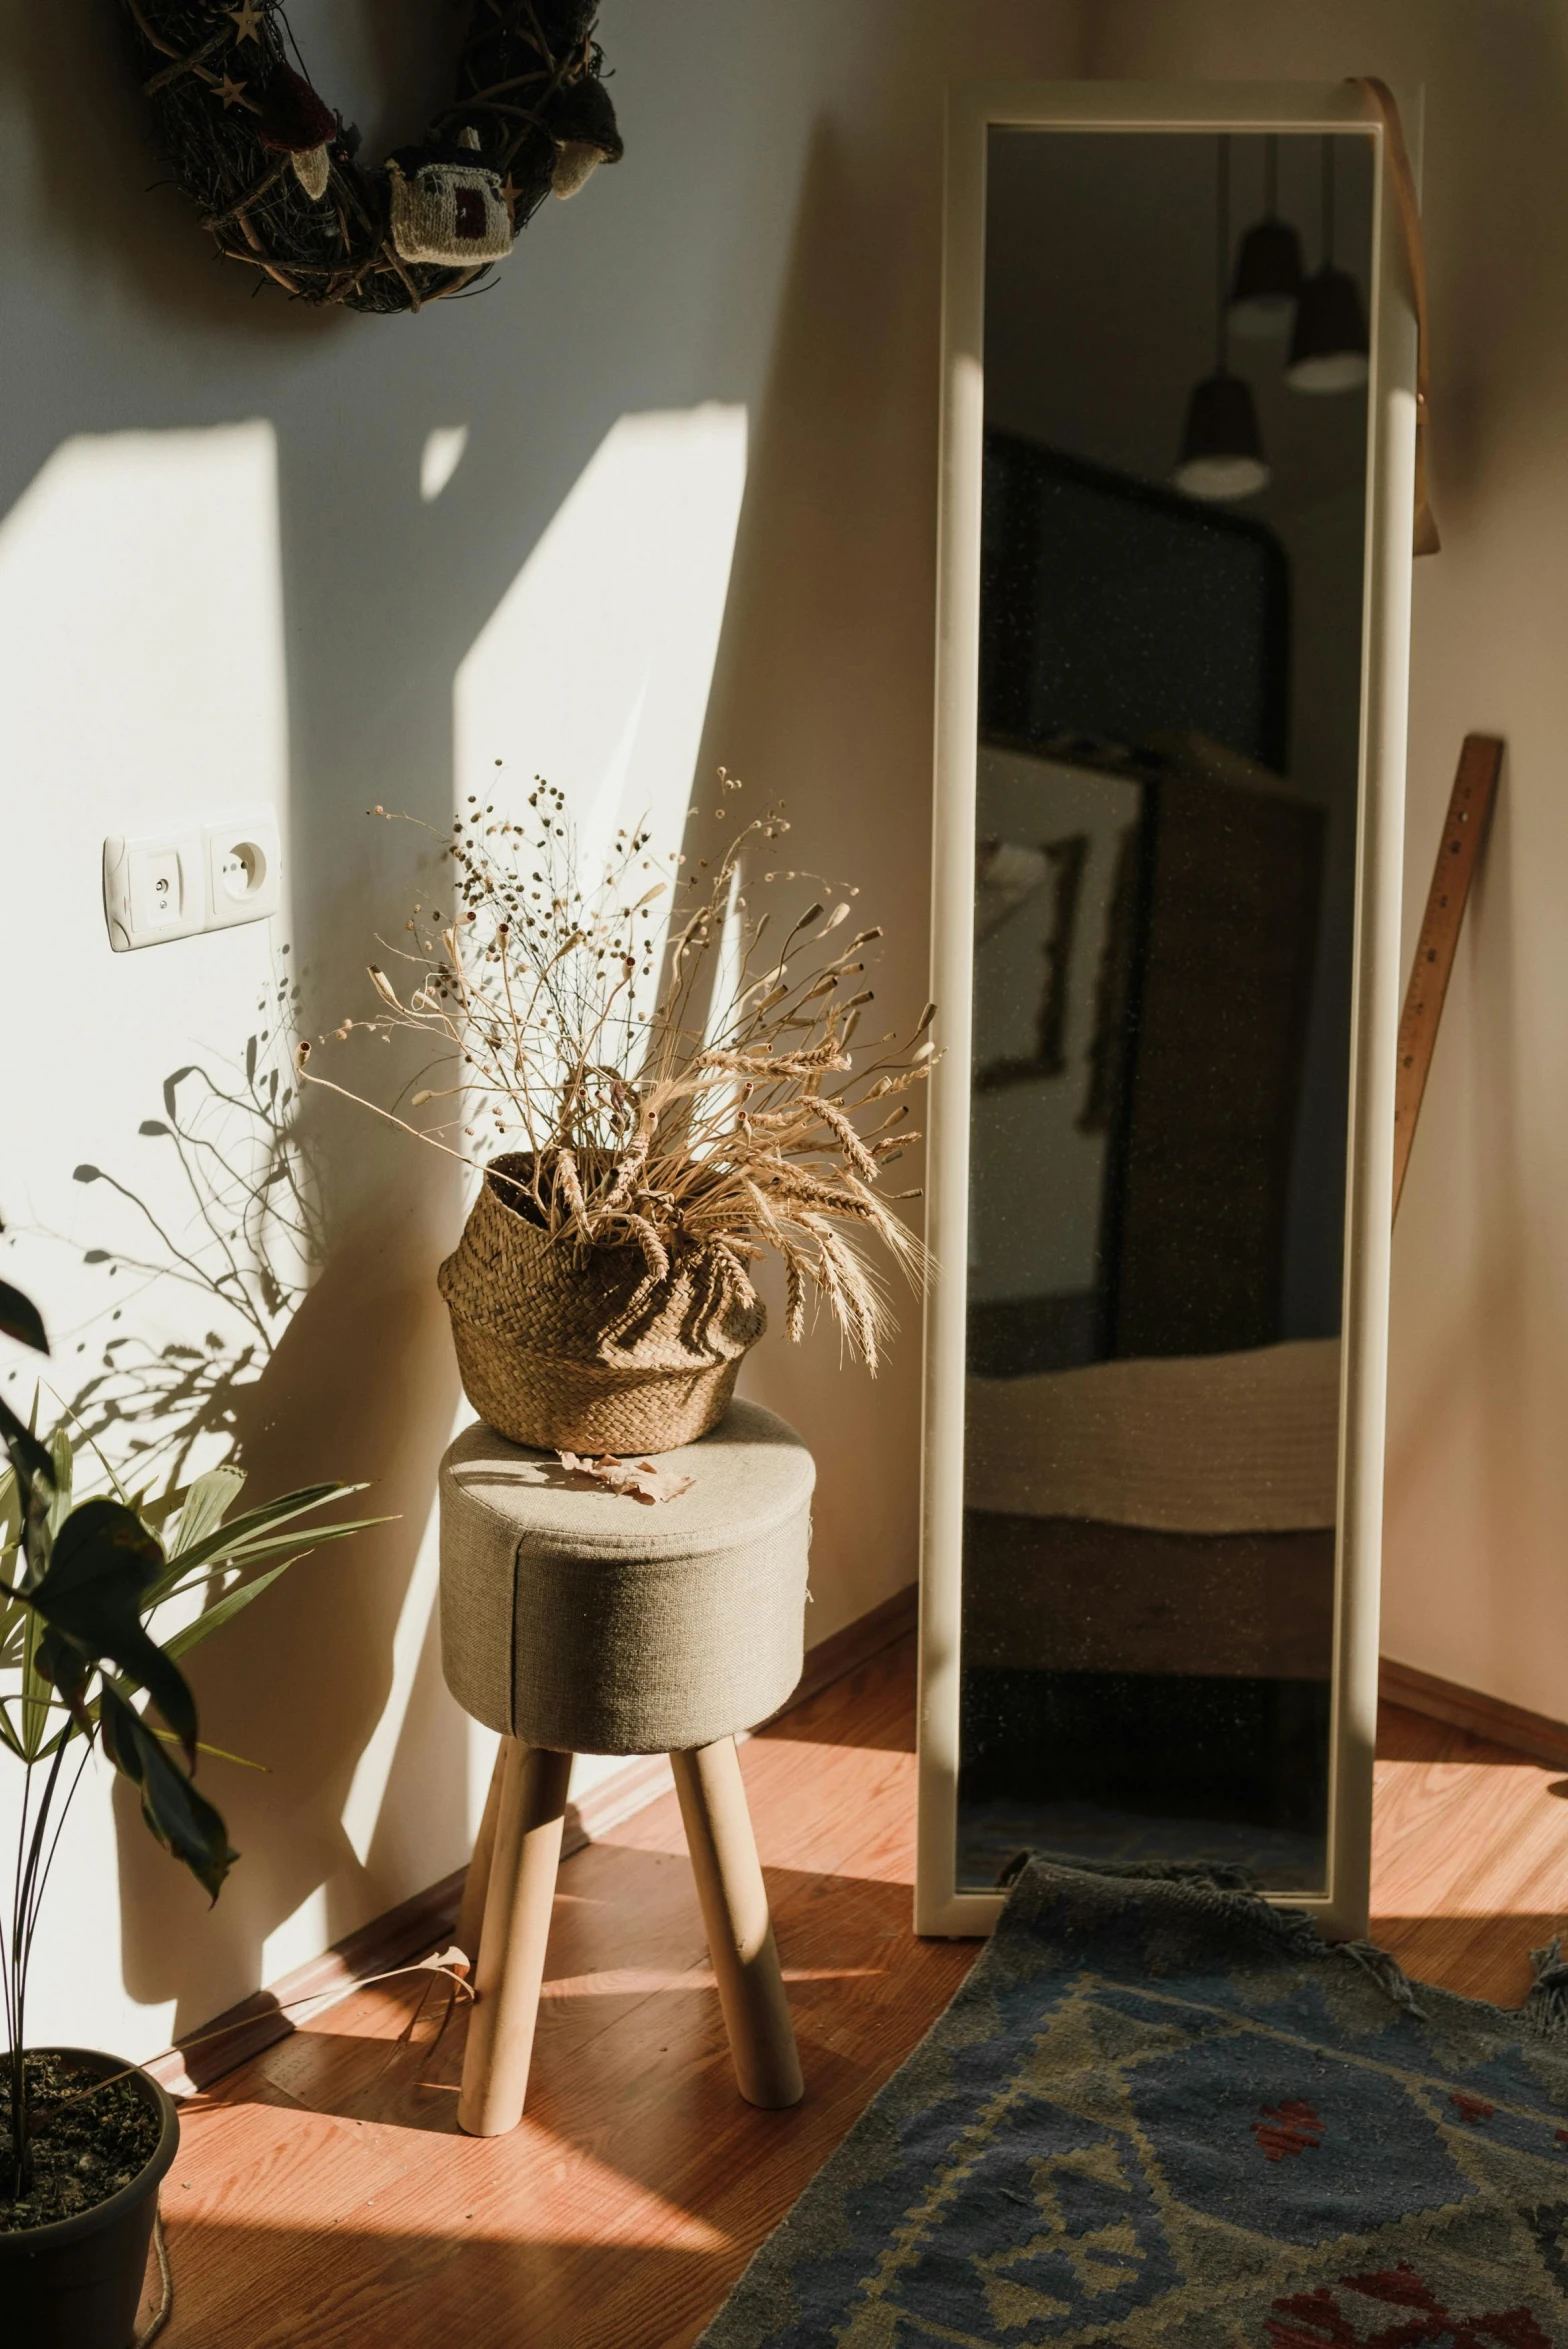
[438,1154,765,1455]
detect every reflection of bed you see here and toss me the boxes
[963,1339,1340,1681]
[963,1516,1333,1678]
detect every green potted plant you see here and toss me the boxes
[300,775,936,1454]
[0,1263,376,2347]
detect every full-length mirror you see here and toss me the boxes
[920,87,1417,1939]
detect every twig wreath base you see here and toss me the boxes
[122,0,622,313]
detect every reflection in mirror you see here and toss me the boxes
[959,129,1375,1893]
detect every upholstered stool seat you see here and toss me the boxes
[438,1399,814,2136]
[440,1400,814,1754]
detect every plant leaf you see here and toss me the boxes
[28,1497,196,1761]
[185,1735,267,1772]
[0,1581,23,1673]
[47,1423,74,1539]
[168,1466,247,1559]
[19,1585,55,1759]
[159,1556,300,1660]
[104,1685,266,1774]
[155,1481,367,1584]
[99,1683,235,1901]
[0,1279,47,1354]
[146,1726,267,1771]
[0,1390,57,1586]
[35,1618,91,1723]
[0,1394,52,1492]
[146,1510,384,1619]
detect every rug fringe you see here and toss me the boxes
[1011,1855,1436,2019]
[1335,1937,1428,2018]
[1000,1850,1264,1894]
[1526,1938,1568,2038]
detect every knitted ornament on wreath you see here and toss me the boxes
[121,0,623,313]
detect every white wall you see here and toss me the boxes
[0,0,1079,2060]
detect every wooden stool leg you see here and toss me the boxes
[456,1737,507,1965]
[458,1739,573,2137]
[672,1738,804,2109]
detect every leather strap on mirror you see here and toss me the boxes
[1352,77,1440,556]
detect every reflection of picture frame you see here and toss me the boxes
[973,832,1087,1090]
[1080,824,1141,1135]
[967,748,1144,1378]
[971,814,1145,1135]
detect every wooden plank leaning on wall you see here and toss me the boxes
[1382,732,1508,1740]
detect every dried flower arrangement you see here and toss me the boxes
[299,774,934,1447]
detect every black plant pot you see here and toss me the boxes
[1,2051,179,2349]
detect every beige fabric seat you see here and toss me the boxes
[439,1398,815,1755]
[437,1398,814,2140]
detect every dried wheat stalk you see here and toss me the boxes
[298,775,935,1368]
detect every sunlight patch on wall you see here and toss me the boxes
[454,403,749,872]
[338,1475,444,1870]
[0,421,291,1466]
[0,420,290,2063]
[0,422,286,861]
[421,424,470,502]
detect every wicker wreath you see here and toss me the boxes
[122,0,623,313]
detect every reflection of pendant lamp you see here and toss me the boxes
[1230,135,1303,337]
[1287,136,1370,393]
[1175,136,1270,501]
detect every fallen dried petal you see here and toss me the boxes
[558,1451,695,1505]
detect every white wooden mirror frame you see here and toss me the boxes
[916,81,1420,1942]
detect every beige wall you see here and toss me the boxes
[0,0,1079,2059]
[3,0,1558,2062]
[1083,0,1568,1717]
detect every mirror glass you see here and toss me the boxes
[959,128,1375,1893]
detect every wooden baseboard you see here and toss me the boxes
[149,1865,473,2094]
[149,1579,919,2096]
[1380,1656,1568,1772]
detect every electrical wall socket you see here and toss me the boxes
[203,813,282,932]
[104,810,282,952]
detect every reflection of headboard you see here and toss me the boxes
[979,435,1289,769]
[966,1337,1340,1533]
[963,1337,1340,1687]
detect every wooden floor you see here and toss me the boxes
[153,1640,1568,2348]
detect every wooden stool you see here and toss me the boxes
[437,1400,814,2137]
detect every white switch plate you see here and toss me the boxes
[103,810,282,951]
[103,833,204,951]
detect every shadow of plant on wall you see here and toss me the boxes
[22,951,471,2043]
[50,963,317,1498]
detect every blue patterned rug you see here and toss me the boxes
[698,1857,1568,2347]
